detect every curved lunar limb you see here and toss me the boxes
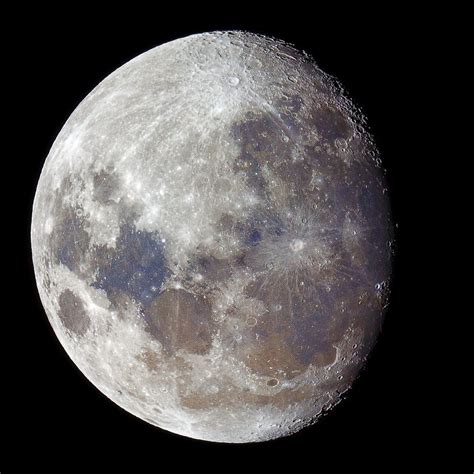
[31,31,393,443]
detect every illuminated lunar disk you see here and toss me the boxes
[31,31,393,443]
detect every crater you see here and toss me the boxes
[289,238,305,252]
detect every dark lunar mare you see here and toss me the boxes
[92,223,168,307]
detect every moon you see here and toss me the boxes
[31,31,393,443]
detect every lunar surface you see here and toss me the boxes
[31,31,393,443]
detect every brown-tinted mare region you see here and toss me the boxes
[143,289,216,356]
[222,98,390,383]
[57,289,90,336]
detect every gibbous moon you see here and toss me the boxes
[31,31,392,443]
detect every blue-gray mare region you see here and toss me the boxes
[92,223,168,307]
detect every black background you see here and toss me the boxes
[8,7,444,471]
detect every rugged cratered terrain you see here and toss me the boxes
[31,31,392,443]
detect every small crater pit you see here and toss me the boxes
[246,317,257,327]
